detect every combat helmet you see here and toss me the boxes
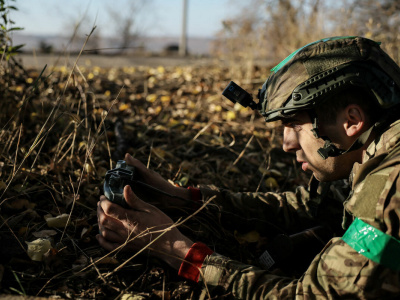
[223,36,400,159]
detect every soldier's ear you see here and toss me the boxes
[343,104,365,137]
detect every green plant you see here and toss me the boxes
[0,0,24,60]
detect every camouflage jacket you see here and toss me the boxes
[188,120,400,299]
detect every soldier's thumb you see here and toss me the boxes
[123,185,146,210]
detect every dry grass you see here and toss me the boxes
[0,43,307,298]
[3,1,400,296]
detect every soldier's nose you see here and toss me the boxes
[283,127,300,153]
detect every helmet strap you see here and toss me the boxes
[309,106,399,160]
[307,110,347,160]
[309,110,320,139]
[317,140,346,159]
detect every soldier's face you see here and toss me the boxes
[282,111,358,182]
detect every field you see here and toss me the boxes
[0,53,307,298]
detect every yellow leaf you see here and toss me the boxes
[265,177,279,189]
[84,163,93,174]
[87,73,94,80]
[123,66,135,74]
[9,85,24,92]
[157,66,165,73]
[160,95,171,102]
[119,103,130,111]
[154,106,162,114]
[146,94,157,103]
[168,119,180,127]
[104,90,111,96]
[78,141,87,151]
[210,104,222,112]
[176,176,189,187]
[26,78,34,84]
[151,147,166,159]
[226,111,236,121]
[59,66,68,74]
[93,66,101,75]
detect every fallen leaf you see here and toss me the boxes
[265,177,279,189]
[45,214,70,228]
[146,94,157,103]
[121,294,146,300]
[160,95,171,102]
[26,238,52,262]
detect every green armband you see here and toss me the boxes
[342,218,400,271]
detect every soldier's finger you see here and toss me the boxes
[125,153,147,172]
[99,197,129,220]
[123,185,150,213]
[96,234,122,252]
[99,225,127,243]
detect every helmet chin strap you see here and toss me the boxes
[307,111,346,159]
[307,110,378,160]
[307,106,400,160]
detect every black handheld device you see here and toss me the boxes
[103,160,136,209]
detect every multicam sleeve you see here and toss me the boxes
[198,184,317,234]
[183,237,400,299]
[185,168,400,299]
[197,252,298,299]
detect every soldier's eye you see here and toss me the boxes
[284,122,302,132]
[292,124,302,132]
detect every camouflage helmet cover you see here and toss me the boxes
[260,36,400,122]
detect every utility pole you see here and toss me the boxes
[179,0,188,56]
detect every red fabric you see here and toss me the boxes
[187,186,202,203]
[178,242,214,282]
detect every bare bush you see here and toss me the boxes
[212,0,400,77]
[349,0,400,63]
[107,0,153,54]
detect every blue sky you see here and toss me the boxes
[13,0,235,38]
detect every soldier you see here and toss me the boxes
[97,36,400,298]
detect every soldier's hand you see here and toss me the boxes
[124,153,191,207]
[97,185,192,269]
